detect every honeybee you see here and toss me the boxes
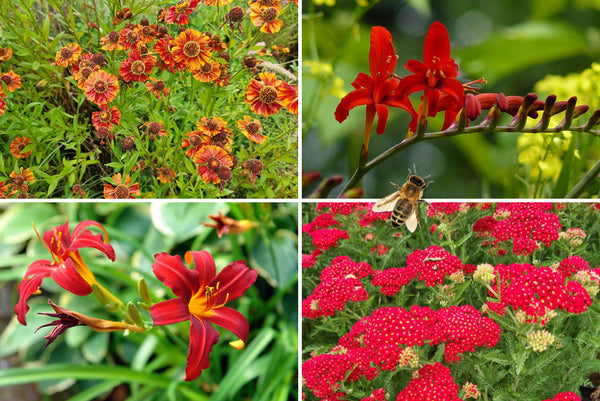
[372,173,431,231]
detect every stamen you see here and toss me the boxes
[33,223,59,265]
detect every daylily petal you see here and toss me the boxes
[51,258,93,296]
[369,26,397,78]
[185,250,216,289]
[43,222,72,256]
[15,270,50,325]
[69,220,116,261]
[334,88,374,123]
[210,261,257,304]
[205,306,250,342]
[150,298,191,325]
[374,104,389,135]
[152,253,199,300]
[185,316,219,381]
[424,21,451,65]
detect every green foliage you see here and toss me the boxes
[0,0,298,198]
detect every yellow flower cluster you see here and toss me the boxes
[526,329,556,352]
[517,63,600,182]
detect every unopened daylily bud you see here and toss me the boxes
[126,302,144,326]
[137,277,153,305]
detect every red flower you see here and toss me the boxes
[119,50,154,82]
[396,22,464,132]
[334,26,416,139]
[83,69,119,105]
[149,251,257,381]
[14,221,116,325]
[92,105,121,130]
[165,0,200,25]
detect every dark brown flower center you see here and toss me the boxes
[93,78,108,94]
[131,60,146,75]
[79,60,92,69]
[261,0,276,6]
[247,122,260,134]
[96,127,110,139]
[258,85,278,104]
[91,53,106,67]
[12,176,24,186]
[81,67,93,80]
[200,62,214,74]
[141,26,153,36]
[216,166,232,181]
[60,47,73,60]
[229,7,244,22]
[175,1,190,13]
[262,7,278,22]
[183,41,200,58]
[206,119,219,130]
[148,122,161,134]
[99,111,111,122]
[115,184,130,198]
[109,31,120,43]
[189,134,202,146]
[153,80,166,91]
[207,157,221,170]
[17,143,26,151]
[246,159,263,174]
[1,75,11,85]
[126,31,139,44]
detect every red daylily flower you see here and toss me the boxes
[150,251,257,381]
[334,26,416,144]
[396,21,464,132]
[15,221,116,325]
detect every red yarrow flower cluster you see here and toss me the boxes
[361,389,388,401]
[309,228,349,250]
[302,213,341,233]
[302,249,322,269]
[474,203,562,256]
[406,245,464,286]
[543,392,581,401]
[320,255,374,282]
[486,263,592,322]
[396,362,462,401]
[302,276,369,319]
[317,202,370,216]
[371,267,417,296]
[302,353,355,400]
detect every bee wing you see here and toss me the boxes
[372,192,399,212]
[405,207,419,232]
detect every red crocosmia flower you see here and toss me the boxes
[92,105,121,131]
[396,22,464,132]
[334,26,416,147]
[150,251,257,381]
[15,221,116,325]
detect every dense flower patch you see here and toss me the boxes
[0,0,297,198]
[302,202,600,401]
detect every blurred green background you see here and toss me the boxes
[303,0,600,198]
[0,202,298,401]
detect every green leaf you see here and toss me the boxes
[251,232,298,288]
[552,132,578,197]
[150,202,223,244]
[81,332,109,363]
[0,204,57,244]
[455,21,588,84]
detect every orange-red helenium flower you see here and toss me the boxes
[145,77,171,99]
[84,70,119,105]
[0,47,13,61]
[244,72,284,117]
[54,43,82,67]
[192,60,221,82]
[193,145,233,184]
[9,167,34,193]
[149,250,257,381]
[104,173,141,199]
[172,29,212,71]
[0,70,21,92]
[92,105,121,131]
[10,137,32,159]
[278,82,298,115]
[238,116,266,144]
[14,220,115,325]
[249,3,284,34]
[100,31,124,51]
[182,129,205,158]
[119,50,154,82]
[165,0,200,25]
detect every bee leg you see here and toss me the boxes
[418,199,431,207]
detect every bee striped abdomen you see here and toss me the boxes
[390,201,415,228]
